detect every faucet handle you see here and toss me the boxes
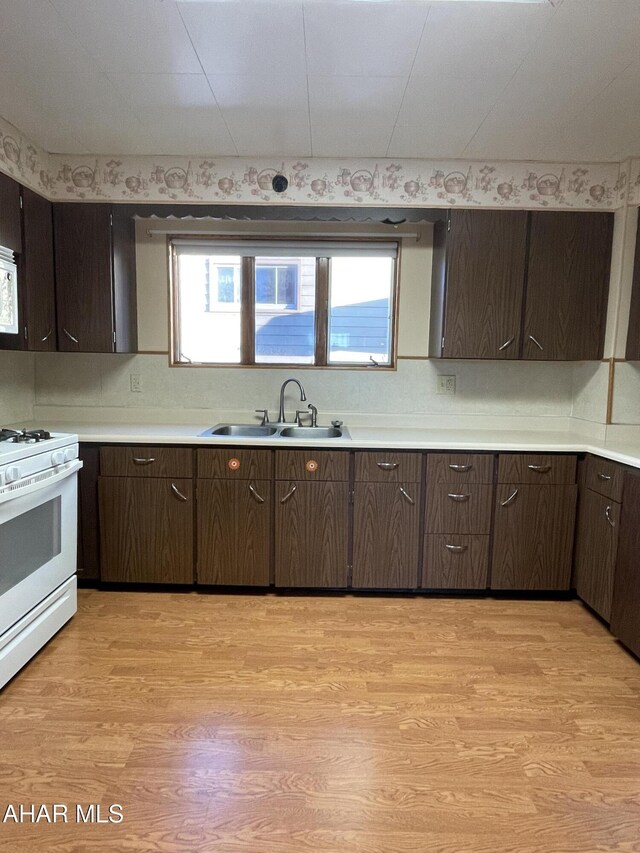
[295,410,308,427]
[255,409,270,425]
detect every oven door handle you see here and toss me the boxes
[0,459,83,505]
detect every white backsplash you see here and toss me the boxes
[0,352,35,425]
[32,352,577,427]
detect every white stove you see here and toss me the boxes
[0,428,81,688]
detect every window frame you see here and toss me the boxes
[169,235,399,370]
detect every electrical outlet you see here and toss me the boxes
[129,373,142,393]
[437,375,456,395]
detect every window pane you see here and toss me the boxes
[255,256,315,364]
[328,257,394,365]
[176,253,241,363]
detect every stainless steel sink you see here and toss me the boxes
[279,426,344,439]
[201,424,279,437]
[199,423,349,440]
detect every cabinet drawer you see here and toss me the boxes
[100,446,193,478]
[355,452,422,483]
[584,455,627,502]
[498,454,576,484]
[426,483,492,534]
[197,448,272,480]
[276,450,349,482]
[423,535,489,590]
[427,453,494,484]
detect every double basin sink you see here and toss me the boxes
[200,423,350,440]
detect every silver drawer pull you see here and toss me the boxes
[280,484,297,504]
[41,327,53,342]
[399,486,415,505]
[447,493,470,502]
[605,505,615,528]
[445,544,468,553]
[598,473,612,481]
[498,335,515,352]
[501,489,519,507]
[448,464,472,472]
[132,457,155,465]
[63,328,79,344]
[248,482,265,504]
[376,462,399,470]
[170,483,188,502]
[529,334,543,351]
[527,464,551,473]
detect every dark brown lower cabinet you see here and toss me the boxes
[574,489,619,621]
[99,477,194,583]
[611,472,640,658]
[197,479,271,585]
[352,482,420,589]
[423,535,489,590]
[275,481,348,588]
[491,484,577,590]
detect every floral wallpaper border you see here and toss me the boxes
[0,113,637,211]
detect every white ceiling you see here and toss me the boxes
[0,0,638,161]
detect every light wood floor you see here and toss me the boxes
[1,590,639,852]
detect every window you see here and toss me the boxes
[171,238,398,367]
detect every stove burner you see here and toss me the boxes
[0,428,52,443]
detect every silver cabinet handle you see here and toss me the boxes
[501,489,519,507]
[598,472,612,481]
[248,482,265,504]
[605,505,615,528]
[447,493,470,502]
[170,483,188,502]
[280,483,297,504]
[529,335,543,351]
[63,328,79,344]
[445,544,468,553]
[399,486,415,505]
[448,463,472,472]
[498,335,515,352]
[132,457,155,465]
[376,462,399,470]
[527,464,551,473]
[41,328,53,342]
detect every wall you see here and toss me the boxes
[0,352,35,425]
[29,217,583,429]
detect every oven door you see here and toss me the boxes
[0,461,81,637]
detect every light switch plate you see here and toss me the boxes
[437,375,456,395]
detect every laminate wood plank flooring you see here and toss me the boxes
[1,590,639,852]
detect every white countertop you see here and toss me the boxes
[23,420,640,470]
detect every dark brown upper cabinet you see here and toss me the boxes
[430,210,528,359]
[53,203,137,353]
[0,171,22,253]
[624,214,640,360]
[431,209,613,361]
[523,211,613,361]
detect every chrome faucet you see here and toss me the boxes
[278,378,306,423]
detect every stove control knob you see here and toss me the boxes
[64,447,76,463]
[5,466,21,484]
[51,450,66,467]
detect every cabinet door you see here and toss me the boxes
[54,203,114,352]
[275,481,348,588]
[77,445,101,581]
[611,472,640,658]
[441,210,527,359]
[197,479,271,586]
[625,216,640,360]
[22,188,56,351]
[99,477,194,584]
[0,171,22,253]
[574,489,619,621]
[352,482,420,589]
[491,484,577,590]
[523,211,613,360]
